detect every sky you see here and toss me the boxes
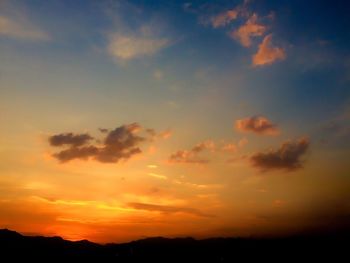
[0,0,349,243]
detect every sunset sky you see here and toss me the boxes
[0,0,349,243]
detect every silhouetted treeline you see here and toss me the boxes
[0,229,348,262]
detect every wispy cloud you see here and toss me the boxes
[252,34,286,66]
[210,9,239,28]
[220,143,237,153]
[128,202,214,218]
[108,32,169,61]
[146,128,172,140]
[148,173,167,180]
[0,15,49,41]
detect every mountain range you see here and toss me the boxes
[0,229,348,262]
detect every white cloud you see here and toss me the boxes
[108,32,169,61]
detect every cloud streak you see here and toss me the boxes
[0,15,49,41]
[128,202,214,218]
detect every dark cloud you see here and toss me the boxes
[128,202,214,218]
[49,133,93,147]
[50,123,154,163]
[250,137,310,171]
[52,146,99,163]
[236,115,279,135]
[168,140,214,164]
[96,123,144,163]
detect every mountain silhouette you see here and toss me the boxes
[0,229,348,262]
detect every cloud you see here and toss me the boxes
[52,146,99,163]
[191,140,215,153]
[104,1,171,62]
[158,129,172,139]
[148,173,167,180]
[146,128,172,140]
[108,32,169,61]
[182,2,197,14]
[128,202,213,217]
[0,15,49,41]
[210,9,239,28]
[230,13,266,47]
[193,1,287,67]
[204,0,251,28]
[236,116,279,135]
[49,133,94,147]
[168,150,209,164]
[168,140,215,164]
[221,143,237,153]
[96,123,145,163]
[250,137,310,172]
[252,34,286,66]
[238,137,248,147]
[49,123,159,163]
[98,128,109,133]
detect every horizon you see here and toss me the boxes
[0,0,349,243]
[1,228,348,245]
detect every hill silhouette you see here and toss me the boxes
[0,229,348,262]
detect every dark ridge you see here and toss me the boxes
[0,229,348,262]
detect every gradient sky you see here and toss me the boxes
[0,0,349,243]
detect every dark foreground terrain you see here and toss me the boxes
[0,229,348,262]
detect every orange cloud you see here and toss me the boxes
[235,116,279,136]
[168,140,215,164]
[252,34,286,66]
[230,14,266,47]
[221,143,237,153]
[146,128,172,139]
[210,9,239,28]
[238,137,248,147]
